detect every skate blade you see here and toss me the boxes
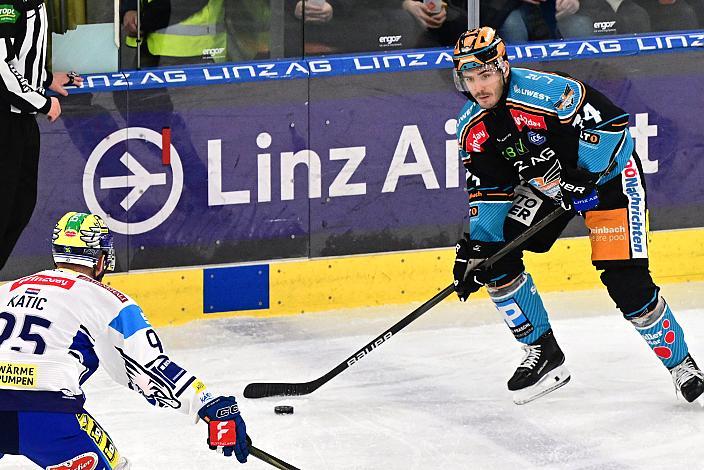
[695,393,704,408]
[513,365,571,405]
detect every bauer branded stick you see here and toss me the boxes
[248,436,301,470]
[244,206,567,399]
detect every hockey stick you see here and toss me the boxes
[244,206,567,399]
[248,436,301,470]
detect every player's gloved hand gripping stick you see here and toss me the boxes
[244,206,566,399]
[198,396,248,462]
[198,396,301,469]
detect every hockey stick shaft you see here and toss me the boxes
[250,445,301,470]
[244,207,566,399]
[247,435,301,470]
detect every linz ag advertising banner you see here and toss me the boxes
[2,40,703,277]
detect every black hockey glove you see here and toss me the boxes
[453,236,496,302]
[559,167,600,213]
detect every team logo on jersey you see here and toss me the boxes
[118,348,182,410]
[47,452,98,470]
[509,109,547,131]
[466,121,489,152]
[554,85,575,111]
[527,160,562,200]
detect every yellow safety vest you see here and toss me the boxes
[126,0,226,62]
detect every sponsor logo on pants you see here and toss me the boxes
[585,208,630,261]
[47,452,98,470]
[495,298,534,339]
[622,156,648,258]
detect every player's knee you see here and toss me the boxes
[600,266,659,320]
[486,271,525,297]
[627,295,667,328]
[478,257,524,286]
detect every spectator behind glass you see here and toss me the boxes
[494,0,560,43]
[555,0,595,38]
[121,0,226,67]
[631,0,699,31]
[490,0,595,41]
[401,0,469,47]
[284,0,422,56]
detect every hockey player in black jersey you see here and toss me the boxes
[451,26,704,405]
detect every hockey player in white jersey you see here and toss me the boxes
[0,212,249,468]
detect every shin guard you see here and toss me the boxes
[488,272,551,345]
[629,297,689,369]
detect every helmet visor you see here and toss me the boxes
[453,64,502,94]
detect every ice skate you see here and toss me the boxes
[670,354,704,406]
[508,329,571,405]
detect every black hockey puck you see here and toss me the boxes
[274,405,294,415]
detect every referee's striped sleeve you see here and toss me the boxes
[0,36,50,113]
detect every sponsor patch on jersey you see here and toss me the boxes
[0,5,19,24]
[192,379,207,394]
[77,275,129,302]
[585,208,630,261]
[579,129,600,145]
[47,452,99,470]
[554,84,575,111]
[11,275,75,291]
[157,359,187,385]
[0,362,37,388]
[507,185,543,226]
[510,109,547,131]
[466,121,489,152]
[526,131,546,146]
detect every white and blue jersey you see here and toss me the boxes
[0,268,213,415]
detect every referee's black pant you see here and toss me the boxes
[0,112,40,271]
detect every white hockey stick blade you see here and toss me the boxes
[512,365,571,405]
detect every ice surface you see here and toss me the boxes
[3,282,704,469]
